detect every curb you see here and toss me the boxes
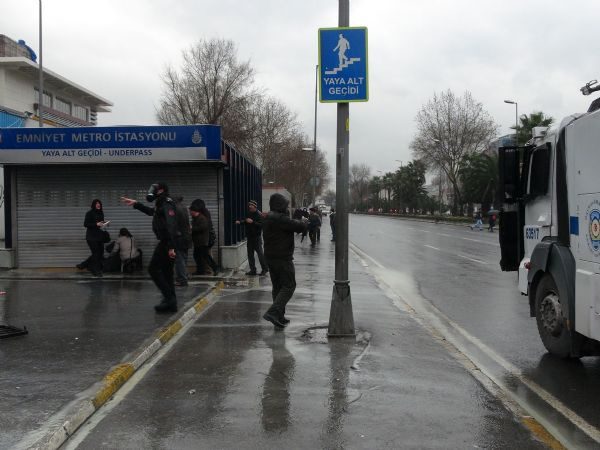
[0,271,234,282]
[27,281,225,450]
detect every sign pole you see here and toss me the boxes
[328,0,355,337]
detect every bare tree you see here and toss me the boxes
[275,134,329,207]
[350,163,371,209]
[156,38,259,149]
[245,96,299,178]
[156,38,329,200]
[322,189,336,207]
[410,90,498,215]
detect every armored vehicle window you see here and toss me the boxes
[528,143,551,198]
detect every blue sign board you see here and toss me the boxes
[0,125,222,164]
[319,27,368,103]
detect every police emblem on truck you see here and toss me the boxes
[586,200,600,255]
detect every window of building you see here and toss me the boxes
[54,97,71,115]
[73,104,88,122]
[33,87,52,108]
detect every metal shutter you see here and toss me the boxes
[15,164,219,268]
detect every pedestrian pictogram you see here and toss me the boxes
[319,27,368,102]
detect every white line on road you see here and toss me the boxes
[424,244,441,251]
[457,254,488,265]
[349,242,600,449]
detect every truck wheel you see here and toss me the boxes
[534,274,574,358]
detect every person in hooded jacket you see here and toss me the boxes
[81,199,108,277]
[174,196,192,286]
[121,182,179,313]
[236,199,268,276]
[189,199,219,275]
[262,193,308,328]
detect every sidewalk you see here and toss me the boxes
[0,277,217,450]
[70,228,549,449]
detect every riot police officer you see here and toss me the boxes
[121,182,178,313]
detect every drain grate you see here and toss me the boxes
[0,324,28,339]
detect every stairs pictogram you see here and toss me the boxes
[325,57,361,75]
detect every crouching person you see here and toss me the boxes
[262,193,308,328]
[112,228,142,273]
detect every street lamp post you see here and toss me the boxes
[504,99,518,145]
[312,64,318,206]
[38,0,43,127]
[302,64,319,207]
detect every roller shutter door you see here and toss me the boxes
[15,164,219,268]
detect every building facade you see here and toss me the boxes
[0,34,112,128]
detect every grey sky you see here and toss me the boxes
[2,0,599,179]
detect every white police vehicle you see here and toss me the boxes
[498,80,600,358]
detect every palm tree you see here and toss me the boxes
[459,152,498,213]
[511,111,554,145]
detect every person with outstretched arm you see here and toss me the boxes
[236,200,268,276]
[262,193,308,328]
[121,181,179,313]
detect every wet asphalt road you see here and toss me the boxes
[67,228,547,450]
[0,279,211,450]
[349,214,600,437]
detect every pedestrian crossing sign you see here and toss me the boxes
[318,27,368,103]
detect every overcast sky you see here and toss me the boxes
[2,0,599,180]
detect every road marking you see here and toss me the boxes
[457,254,488,265]
[460,236,500,247]
[349,242,600,449]
[424,244,440,251]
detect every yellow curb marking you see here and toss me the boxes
[92,363,134,409]
[521,417,566,449]
[158,320,182,345]
[93,286,222,410]
[194,297,209,312]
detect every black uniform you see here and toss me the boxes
[133,193,179,311]
[239,209,267,274]
[83,199,106,276]
[329,210,336,241]
[262,193,307,327]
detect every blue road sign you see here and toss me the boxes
[319,27,368,103]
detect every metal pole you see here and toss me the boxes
[328,0,355,337]
[515,103,518,145]
[38,0,43,127]
[312,63,318,206]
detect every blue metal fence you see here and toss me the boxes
[222,141,262,246]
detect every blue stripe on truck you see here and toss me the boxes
[570,216,579,236]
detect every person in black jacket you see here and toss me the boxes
[307,208,322,246]
[329,208,336,242]
[236,200,268,276]
[174,196,192,286]
[121,182,179,313]
[262,193,308,328]
[81,199,108,277]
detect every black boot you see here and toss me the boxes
[154,299,178,314]
[263,310,285,328]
